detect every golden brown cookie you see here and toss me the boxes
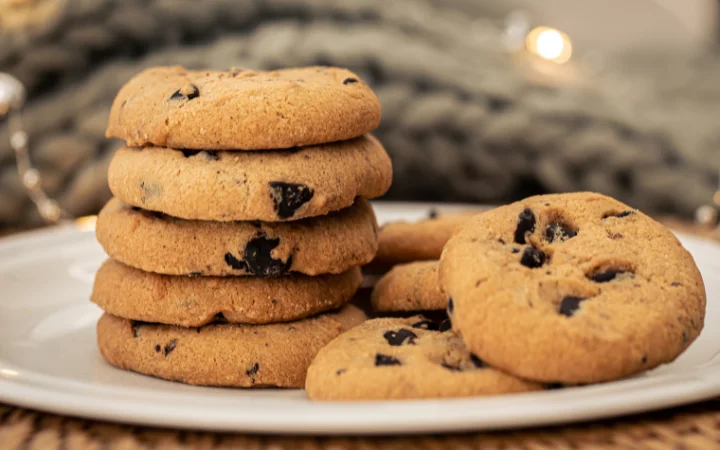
[440,192,706,384]
[107,135,392,222]
[370,210,480,270]
[96,197,377,276]
[371,261,446,312]
[305,317,543,400]
[106,66,381,150]
[91,259,362,326]
[97,305,367,388]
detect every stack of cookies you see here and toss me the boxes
[91,66,392,388]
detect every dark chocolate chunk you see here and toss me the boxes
[447,298,454,315]
[343,77,358,85]
[336,369,346,376]
[604,210,636,219]
[411,319,439,331]
[268,182,314,219]
[470,353,485,368]
[439,319,452,332]
[375,354,401,366]
[130,321,142,338]
[224,236,292,276]
[514,208,536,244]
[558,296,586,317]
[154,345,161,353]
[212,312,228,324]
[163,339,177,356]
[520,247,546,268]
[545,223,577,243]
[383,329,417,346]
[590,269,626,283]
[169,84,199,101]
[246,362,259,378]
[511,248,520,254]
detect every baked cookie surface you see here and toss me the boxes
[440,192,706,384]
[96,197,378,276]
[107,135,392,222]
[106,66,381,150]
[92,259,362,326]
[97,305,366,388]
[305,317,543,400]
[371,261,446,312]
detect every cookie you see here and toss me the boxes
[96,197,378,277]
[92,259,362,326]
[440,192,706,384]
[371,261,446,312]
[107,135,392,222]
[106,66,381,150]
[305,317,543,400]
[370,209,479,270]
[97,305,366,388]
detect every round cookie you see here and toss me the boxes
[440,192,706,384]
[97,305,367,388]
[370,209,480,271]
[305,317,543,400]
[106,66,381,150]
[96,197,378,276]
[371,261,446,312]
[107,135,392,222]
[92,259,362,326]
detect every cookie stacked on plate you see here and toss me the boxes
[91,66,392,388]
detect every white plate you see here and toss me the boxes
[0,202,719,435]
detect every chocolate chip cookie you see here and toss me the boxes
[371,261,447,312]
[106,66,381,150]
[440,192,706,384]
[305,317,543,400]
[107,135,392,221]
[96,197,378,276]
[92,259,362,326]
[97,305,366,388]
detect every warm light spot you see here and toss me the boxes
[526,27,573,64]
[75,215,97,232]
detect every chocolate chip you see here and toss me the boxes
[246,363,259,378]
[212,312,228,324]
[163,339,177,356]
[604,210,635,219]
[154,345,161,352]
[383,329,417,346]
[520,247,546,268]
[130,321,142,338]
[511,248,520,254]
[470,353,485,368]
[169,84,199,101]
[427,208,439,219]
[336,369,346,376]
[558,296,586,317]
[411,320,439,331]
[188,272,202,277]
[590,269,626,283]
[439,319,452,332]
[375,354,401,366]
[545,223,577,243]
[224,236,292,276]
[343,77,358,85]
[447,298,454,315]
[268,182,314,219]
[514,208,536,244]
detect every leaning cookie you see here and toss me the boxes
[96,197,377,277]
[371,261,446,313]
[440,192,706,384]
[97,305,366,388]
[92,259,362,326]
[106,66,381,150]
[107,135,391,222]
[306,317,543,400]
[370,210,480,271]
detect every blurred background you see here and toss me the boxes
[1,0,719,228]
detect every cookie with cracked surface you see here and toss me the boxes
[96,197,378,276]
[371,261,447,312]
[107,135,392,221]
[440,192,706,384]
[106,66,381,150]
[369,209,480,271]
[97,305,366,388]
[305,317,543,400]
[92,259,362,326]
